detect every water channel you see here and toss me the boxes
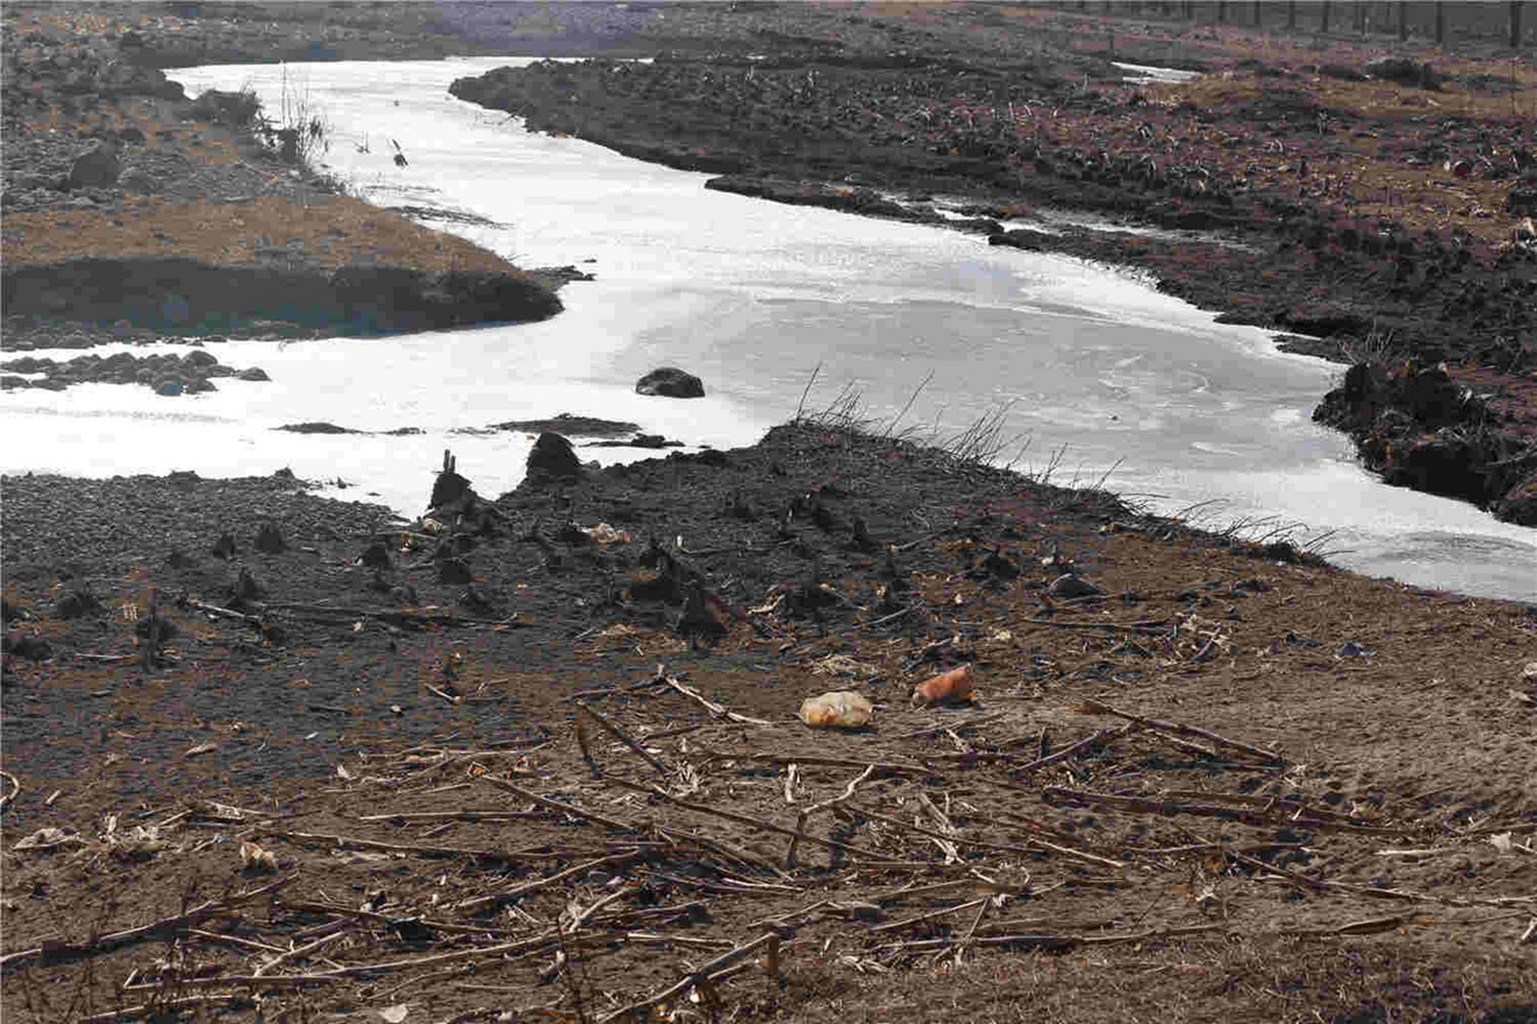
[3,58,1532,601]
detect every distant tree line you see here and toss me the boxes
[1057,2,1528,49]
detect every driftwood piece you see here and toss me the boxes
[690,748,932,777]
[0,769,18,811]
[786,765,876,868]
[0,875,292,970]
[1043,788,1411,836]
[1073,698,1285,765]
[264,829,561,863]
[1008,724,1138,774]
[598,930,788,1023]
[457,850,645,914]
[481,775,643,833]
[576,700,668,774]
[662,673,774,726]
[602,773,905,863]
[845,800,1126,870]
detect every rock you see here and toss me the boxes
[4,634,53,662]
[211,532,238,559]
[1365,56,1440,89]
[228,567,265,607]
[65,140,119,190]
[491,413,640,437]
[277,422,358,434]
[1048,573,1106,600]
[237,367,271,382]
[155,378,184,397]
[254,522,286,554]
[184,350,219,368]
[524,431,584,485]
[359,541,393,569]
[1,376,30,389]
[430,451,475,509]
[635,366,705,399]
[438,557,473,585]
[1492,472,1537,526]
[1507,188,1537,216]
[54,587,103,620]
[118,165,156,193]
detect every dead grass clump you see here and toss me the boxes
[2,195,520,275]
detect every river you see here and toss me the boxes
[3,58,1532,602]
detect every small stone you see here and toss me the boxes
[236,367,270,382]
[524,431,584,486]
[1048,573,1105,600]
[254,522,286,554]
[438,557,473,585]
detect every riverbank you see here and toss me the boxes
[443,3,1537,525]
[1,5,563,353]
[4,422,1535,1022]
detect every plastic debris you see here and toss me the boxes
[799,690,874,728]
[913,664,975,706]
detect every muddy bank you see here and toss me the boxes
[447,31,1537,523]
[2,255,562,338]
[4,422,1535,1021]
[2,5,563,349]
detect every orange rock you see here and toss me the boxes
[912,664,975,705]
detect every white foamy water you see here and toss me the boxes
[2,58,1532,602]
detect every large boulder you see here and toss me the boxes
[636,366,705,399]
[524,431,584,486]
[65,140,119,190]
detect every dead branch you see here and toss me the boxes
[868,897,990,934]
[456,851,645,914]
[1044,788,1411,836]
[602,773,908,863]
[0,769,18,811]
[1073,698,1285,765]
[689,747,932,777]
[662,673,774,726]
[0,874,293,971]
[599,930,788,1023]
[576,700,668,773]
[121,972,343,992]
[845,800,1125,870]
[264,829,562,863]
[480,775,643,833]
[81,995,252,1022]
[787,765,876,867]
[1008,724,1138,774]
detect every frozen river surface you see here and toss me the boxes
[3,59,1532,602]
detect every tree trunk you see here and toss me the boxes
[1512,1,1525,48]
[1434,1,1444,44]
[1288,1,1297,29]
[1321,1,1332,33]
[1217,1,1227,23]
[1398,1,1409,40]
[1254,0,1262,26]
